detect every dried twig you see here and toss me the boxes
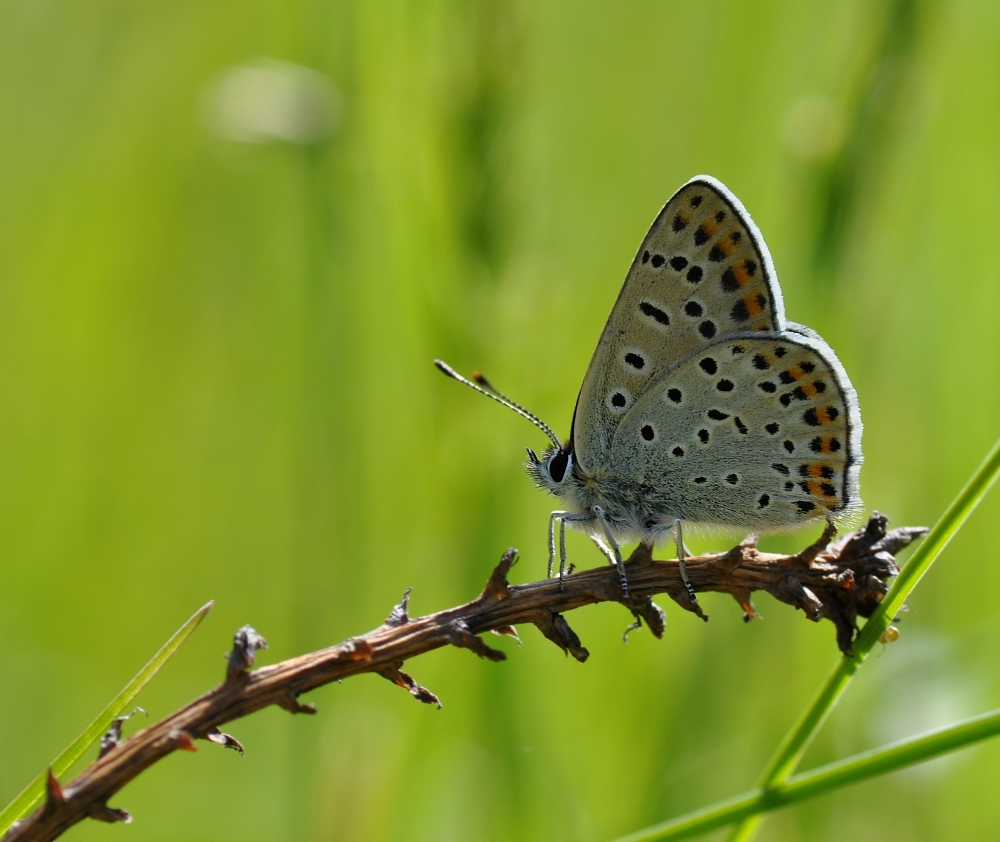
[3,513,925,842]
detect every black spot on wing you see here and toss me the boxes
[639,301,670,326]
[624,352,645,370]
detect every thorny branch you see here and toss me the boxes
[4,513,925,842]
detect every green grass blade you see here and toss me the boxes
[0,601,213,833]
[612,706,1000,842]
[725,433,1000,842]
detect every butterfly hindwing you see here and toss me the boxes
[610,331,862,530]
[572,176,786,474]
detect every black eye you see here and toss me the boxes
[548,450,569,483]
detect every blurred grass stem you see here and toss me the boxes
[725,433,1000,842]
[0,602,213,834]
[614,705,1000,842]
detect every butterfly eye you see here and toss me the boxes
[548,450,569,483]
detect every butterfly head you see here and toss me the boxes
[525,444,574,497]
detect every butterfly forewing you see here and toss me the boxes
[573,176,786,474]
[611,333,862,530]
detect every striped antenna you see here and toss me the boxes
[434,360,562,450]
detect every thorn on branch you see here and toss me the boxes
[786,577,823,621]
[872,525,930,556]
[481,548,518,601]
[491,625,521,645]
[42,769,64,816]
[226,625,268,681]
[384,588,412,627]
[205,727,245,756]
[663,581,708,621]
[98,707,147,758]
[278,691,317,715]
[446,620,506,661]
[736,535,760,556]
[657,536,756,622]
[796,512,925,654]
[87,803,132,824]
[338,637,374,663]
[168,730,197,752]
[731,590,759,621]
[797,518,839,566]
[621,595,667,640]
[533,612,589,662]
[626,542,655,568]
[377,663,441,708]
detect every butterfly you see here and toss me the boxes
[437,176,862,598]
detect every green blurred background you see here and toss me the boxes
[2,0,1000,839]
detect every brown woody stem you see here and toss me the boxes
[3,513,925,842]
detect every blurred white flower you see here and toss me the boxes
[784,93,845,161]
[201,59,340,144]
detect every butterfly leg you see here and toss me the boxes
[674,519,700,609]
[547,511,576,589]
[559,518,568,584]
[593,505,629,597]
[547,511,561,579]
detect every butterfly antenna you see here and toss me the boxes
[434,360,562,450]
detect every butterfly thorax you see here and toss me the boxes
[527,443,678,545]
